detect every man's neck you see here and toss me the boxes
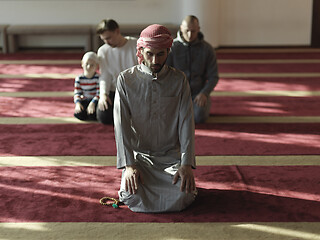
[117,36,128,48]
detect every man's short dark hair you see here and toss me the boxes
[96,19,119,34]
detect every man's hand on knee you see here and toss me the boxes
[124,165,143,194]
[98,94,111,111]
[194,93,207,107]
[172,165,196,193]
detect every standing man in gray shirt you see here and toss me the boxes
[114,24,197,213]
[167,15,219,123]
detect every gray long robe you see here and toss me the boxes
[114,63,196,213]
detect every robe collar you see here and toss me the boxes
[140,63,168,80]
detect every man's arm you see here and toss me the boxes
[97,49,113,110]
[201,45,219,97]
[73,76,82,104]
[114,73,144,194]
[176,75,196,193]
[178,76,196,168]
[114,73,136,169]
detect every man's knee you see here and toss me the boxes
[74,111,87,121]
[193,100,210,124]
[193,107,209,123]
[194,112,207,124]
[97,109,113,125]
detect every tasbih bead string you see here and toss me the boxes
[100,197,119,208]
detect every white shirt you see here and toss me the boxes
[97,36,138,95]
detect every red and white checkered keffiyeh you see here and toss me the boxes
[136,24,173,64]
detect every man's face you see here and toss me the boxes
[99,29,120,48]
[180,20,200,43]
[141,47,168,74]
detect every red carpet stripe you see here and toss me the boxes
[2,63,320,74]
[1,77,320,92]
[0,97,74,117]
[218,63,320,73]
[216,77,320,91]
[216,51,320,60]
[0,166,319,222]
[0,52,83,60]
[0,64,81,75]
[0,123,319,156]
[2,96,320,118]
[0,78,74,92]
[211,96,320,116]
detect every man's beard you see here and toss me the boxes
[150,63,164,73]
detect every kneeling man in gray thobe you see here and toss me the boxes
[114,24,197,213]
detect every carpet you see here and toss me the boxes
[0,123,319,156]
[2,96,320,117]
[1,48,320,239]
[1,165,319,223]
[215,77,320,91]
[0,78,74,92]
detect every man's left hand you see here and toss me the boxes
[172,165,196,193]
[194,93,207,107]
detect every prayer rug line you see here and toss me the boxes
[1,116,320,124]
[0,222,319,240]
[2,90,320,98]
[2,59,320,64]
[220,73,320,78]
[0,60,80,65]
[0,155,319,167]
[2,72,320,79]
[216,48,320,53]
[218,59,320,64]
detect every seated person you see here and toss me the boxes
[96,19,138,125]
[114,24,197,213]
[73,51,100,121]
[167,15,219,124]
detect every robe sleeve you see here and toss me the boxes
[97,48,112,96]
[114,73,136,169]
[178,74,196,168]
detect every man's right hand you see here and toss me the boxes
[98,94,112,111]
[124,165,143,194]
